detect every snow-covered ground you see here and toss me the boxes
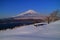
[0,20,60,40]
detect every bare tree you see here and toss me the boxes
[50,10,59,22]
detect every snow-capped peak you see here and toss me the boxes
[17,10,38,16]
[24,10,37,14]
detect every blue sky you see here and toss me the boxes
[0,0,60,18]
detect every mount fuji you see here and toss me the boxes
[17,10,38,16]
[13,10,46,19]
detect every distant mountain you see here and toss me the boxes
[13,10,46,19]
[0,10,47,23]
[0,10,47,30]
[17,10,38,16]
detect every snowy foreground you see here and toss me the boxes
[0,20,60,40]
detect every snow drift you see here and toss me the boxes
[0,20,60,40]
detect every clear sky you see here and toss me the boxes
[0,0,60,18]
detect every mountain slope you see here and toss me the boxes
[13,10,46,19]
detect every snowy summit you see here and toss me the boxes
[24,10,37,14]
[17,10,38,16]
[13,10,45,19]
